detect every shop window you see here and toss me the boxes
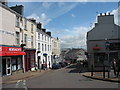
[12,59,16,71]
[12,57,22,71]
[31,53,35,67]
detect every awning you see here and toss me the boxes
[0,46,26,56]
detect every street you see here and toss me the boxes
[2,64,119,88]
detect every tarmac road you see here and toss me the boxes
[2,64,119,88]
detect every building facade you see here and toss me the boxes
[51,37,61,63]
[87,13,120,70]
[36,23,52,69]
[0,3,26,76]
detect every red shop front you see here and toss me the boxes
[24,48,36,72]
[0,45,26,76]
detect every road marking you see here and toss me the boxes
[15,80,27,89]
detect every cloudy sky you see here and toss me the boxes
[8,1,119,49]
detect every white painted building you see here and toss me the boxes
[36,23,52,69]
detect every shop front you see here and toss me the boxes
[24,48,36,72]
[0,45,26,76]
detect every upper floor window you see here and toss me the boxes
[38,32,40,39]
[16,32,20,45]
[42,44,44,51]
[24,34,27,45]
[31,24,33,33]
[16,16,19,27]
[31,36,34,47]
[42,34,44,41]
[24,19,27,30]
[38,43,40,50]
[45,44,46,51]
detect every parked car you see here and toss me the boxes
[52,63,61,69]
[59,62,66,67]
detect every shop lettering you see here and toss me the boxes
[9,48,21,51]
[0,47,2,51]
[0,30,15,36]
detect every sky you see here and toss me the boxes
[8,1,119,49]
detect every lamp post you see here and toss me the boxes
[105,38,110,78]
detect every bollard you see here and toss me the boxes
[103,66,105,78]
[91,65,93,76]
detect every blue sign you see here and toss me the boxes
[43,53,47,57]
[105,41,110,48]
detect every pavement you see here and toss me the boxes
[81,72,120,83]
[1,69,52,84]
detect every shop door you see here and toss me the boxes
[6,57,11,75]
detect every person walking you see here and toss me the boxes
[117,59,120,77]
[111,58,117,76]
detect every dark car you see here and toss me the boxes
[59,62,66,67]
[52,63,61,69]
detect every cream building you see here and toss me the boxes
[52,37,61,63]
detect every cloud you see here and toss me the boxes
[111,6,120,26]
[42,2,53,9]
[71,14,76,18]
[52,26,90,49]
[8,0,119,2]
[27,13,52,26]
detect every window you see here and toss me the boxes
[31,36,34,47]
[42,34,43,40]
[42,44,44,51]
[31,53,35,67]
[24,34,27,45]
[38,32,40,39]
[24,19,27,30]
[50,45,51,51]
[16,16,19,27]
[45,44,46,51]
[38,43,40,50]
[31,24,33,33]
[16,32,20,45]
[48,45,49,51]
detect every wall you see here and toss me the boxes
[0,5,16,45]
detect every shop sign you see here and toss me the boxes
[0,47,22,52]
[0,30,15,36]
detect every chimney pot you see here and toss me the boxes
[100,13,102,16]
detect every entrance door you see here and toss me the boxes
[6,57,11,75]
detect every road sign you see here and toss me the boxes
[43,53,47,57]
[105,41,110,49]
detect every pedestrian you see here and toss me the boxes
[117,59,120,77]
[49,61,50,69]
[111,58,117,76]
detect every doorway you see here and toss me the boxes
[2,57,11,76]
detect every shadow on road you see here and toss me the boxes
[67,64,88,73]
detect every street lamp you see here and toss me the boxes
[105,38,110,78]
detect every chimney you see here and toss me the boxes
[46,32,51,36]
[42,28,46,32]
[109,13,111,15]
[105,13,106,16]
[100,13,102,16]
[37,22,42,29]
[10,5,24,16]
[0,0,8,6]
[29,18,36,23]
